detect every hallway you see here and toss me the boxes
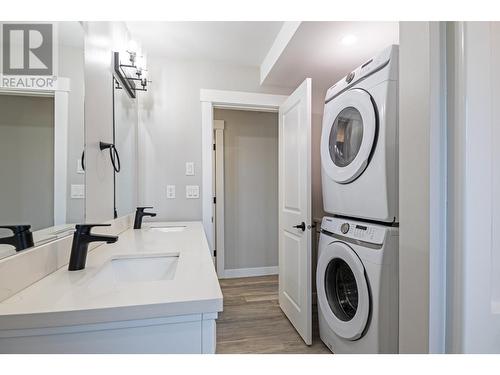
[216,275,330,354]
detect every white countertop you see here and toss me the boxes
[0,222,223,331]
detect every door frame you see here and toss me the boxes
[0,77,71,227]
[213,119,225,276]
[200,89,288,259]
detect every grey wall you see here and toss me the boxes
[58,24,85,224]
[0,95,54,231]
[312,112,325,220]
[83,22,135,223]
[399,21,447,354]
[399,21,430,354]
[137,56,291,221]
[114,83,138,216]
[214,109,278,270]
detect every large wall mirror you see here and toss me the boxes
[0,22,85,259]
[113,77,138,217]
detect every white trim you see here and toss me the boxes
[201,101,214,250]
[221,266,279,279]
[428,21,447,354]
[446,21,466,354]
[213,105,278,113]
[54,91,69,225]
[0,78,71,227]
[200,89,287,252]
[260,21,302,84]
[214,121,225,278]
[200,89,287,109]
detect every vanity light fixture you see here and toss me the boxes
[113,50,151,99]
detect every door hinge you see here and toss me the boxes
[214,250,217,257]
[213,197,216,204]
[213,143,216,151]
[211,216,214,223]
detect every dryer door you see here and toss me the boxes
[321,88,377,184]
[317,241,370,340]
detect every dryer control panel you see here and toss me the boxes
[324,44,398,103]
[321,217,387,245]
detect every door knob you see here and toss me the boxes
[293,222,306,231]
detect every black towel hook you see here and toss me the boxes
[99,141,121,173]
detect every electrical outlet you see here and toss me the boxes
[185,162,195,176]
[167,185,176,199]
[186,185,199,199]
[71,184,85,199]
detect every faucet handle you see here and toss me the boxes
[0,225,32,234]
[136,206,154,211]
[74,224,111,235]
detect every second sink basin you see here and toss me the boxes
[100,254,180,283]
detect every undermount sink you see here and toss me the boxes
[98,254,180,283]
[148,225,186,233]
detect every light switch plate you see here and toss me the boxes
[185,162,195,176]
[71,184,85,199]
[77,159,84,174]
[186,185,199,199]
[167,185,176,199]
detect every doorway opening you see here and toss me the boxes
[213,109,279,279]
[200,82,313,346]
[0,94,55,231]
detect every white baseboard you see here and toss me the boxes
[221,266,278,279]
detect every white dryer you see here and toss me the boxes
[321,45,399,223]
[317,216,399,354]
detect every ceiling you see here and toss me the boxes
[262,22,399,94]
[126,21,284,67]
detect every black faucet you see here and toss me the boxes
[0,225,34,251]
[134,207,157,229]
[68,224,118,271]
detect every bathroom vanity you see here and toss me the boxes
[0,222,223,354]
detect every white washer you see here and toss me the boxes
[321,45,399,223]
[317,216,399,354]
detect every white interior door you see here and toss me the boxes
[278,78,312,345]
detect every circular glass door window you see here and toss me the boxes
[324,258,359,321]
[328,107,364,168]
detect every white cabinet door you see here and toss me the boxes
[278,78,312,345]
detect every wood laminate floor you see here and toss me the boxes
[216,275,331,354]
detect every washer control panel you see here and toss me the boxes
[321,217,387,245]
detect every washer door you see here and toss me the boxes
[321,89,377,184]
[317,241,370,340]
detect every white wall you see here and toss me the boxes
[137,56,291,221]
[214,109,278,270]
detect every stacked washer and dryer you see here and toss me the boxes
[317,45,399,354]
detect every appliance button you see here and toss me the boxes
[341,223,350,234]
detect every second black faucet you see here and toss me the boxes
[134,207,157,229]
